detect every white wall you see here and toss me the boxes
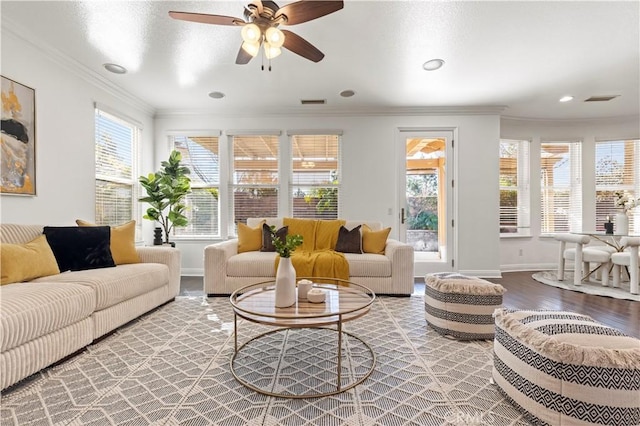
[500,116,640,271]
[155,112,501,276]
[1,29,155,229]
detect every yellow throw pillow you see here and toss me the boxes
[283,218,318,252]
[1,235,60,285]
[362,224,391,254]
[237,221,264,253]
[76,219,140,265]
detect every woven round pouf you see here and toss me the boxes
[493,309,640,425]
[424,272,505,340]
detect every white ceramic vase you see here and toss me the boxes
[275,257,296,308]
[615,212,629,235]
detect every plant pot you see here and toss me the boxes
[615,212,629,235]
[153,227,163,245]
[275,257,296,308]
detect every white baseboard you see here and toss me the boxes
[457,269,503,279]
[181,268,204,277]
[499,263,557,273]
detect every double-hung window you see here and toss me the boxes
[171,134,220,237]
[94,108,139,230]
[230,133,280,233]
[540,141,582,233]
[499,139,530,235]
[595,139,640,234]
[290,133,341,219]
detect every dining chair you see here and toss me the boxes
[610,237,640,295]
[555,234,612,286]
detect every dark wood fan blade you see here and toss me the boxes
[281,30,324,62]
[169,11,243,26]
[236,44,254,65]
[275,1,343,25]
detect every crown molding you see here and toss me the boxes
[154,105,507,119]
[1,18,155,116]
[501,114,640,124]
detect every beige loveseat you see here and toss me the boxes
[204,218,414,296]
[0,224,181,390]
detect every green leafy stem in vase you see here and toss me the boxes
[270,225,303,258]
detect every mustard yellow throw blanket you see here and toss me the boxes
[274,218,349,283]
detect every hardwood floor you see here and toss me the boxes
[180,271,639,338]
[486,271,639,338]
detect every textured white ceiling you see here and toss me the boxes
[2,1,639,119]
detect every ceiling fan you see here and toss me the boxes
[169,1,343,67]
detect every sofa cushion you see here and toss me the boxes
[76,219,140,265]
[237,221,264,253]
[227,252,278,277]
[31,263,169,311]
[362,224,391,254]
[43,226,115,272]
[335,225,362,254]
[0,282,95,352]
[0,224,44,245]
[1,235,60,285]
[344,253,391,277]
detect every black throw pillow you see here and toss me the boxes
[261,223,288,252]
[335,225,362,254]
[43,226,115,272]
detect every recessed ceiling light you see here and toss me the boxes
[208,91,225,99]
[423,59,445,71]
[559,95,574,102]
[340,90,356,98]
[103,63,127,74]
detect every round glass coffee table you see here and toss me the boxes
[229,278,376,398]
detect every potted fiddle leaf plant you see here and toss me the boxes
[139,150,191,246]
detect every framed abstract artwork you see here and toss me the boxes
[1,76,36,195]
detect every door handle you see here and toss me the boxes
[401,208,405,224]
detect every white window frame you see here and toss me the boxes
[499,138,530,237]
[168,132,222,239]
[288,131,343,220]
[595,138,640,235]
[94,105,140,237]
[540,140,582,234]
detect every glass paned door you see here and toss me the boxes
[399,130,454,275]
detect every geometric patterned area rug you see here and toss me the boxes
[0,296,531,425]
[532,270,640,302]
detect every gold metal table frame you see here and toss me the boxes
[229,278,376,398]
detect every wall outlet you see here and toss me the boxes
[518,249,523,256]
[388,207,393,215]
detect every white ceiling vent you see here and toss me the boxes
[301,99,326,105]
[584,95,619,102]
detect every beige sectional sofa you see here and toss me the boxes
[204,218,414,296]
[0,224,181,390]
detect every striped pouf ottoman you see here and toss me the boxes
[493,309,640,426]
[424,272,505,340]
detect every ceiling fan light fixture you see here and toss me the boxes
[265,27,285,48]
[241,23,262,44]
[264,44,282,59]
[242,41,261,57]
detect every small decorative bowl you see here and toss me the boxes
[306,289,326,303]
